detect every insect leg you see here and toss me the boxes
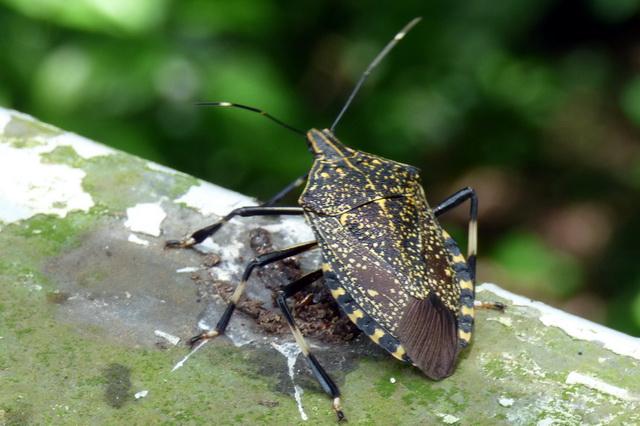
[474,301,506,311]
[188,241,318,346]
[432,187,478,280]
[263,173,308,206]
[166,206,304,248]
[276,286,345,422]
[433,188,478,349]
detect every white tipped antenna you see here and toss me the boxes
[331,17,422,132]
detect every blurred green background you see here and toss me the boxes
[1,0,639,335]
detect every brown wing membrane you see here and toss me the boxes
[398,293,458,380]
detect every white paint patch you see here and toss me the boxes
[0,143,94,222]
[498,397,514,407]
[134,390,148,399]
[48,132,115,158]
[171,339,207,372]
[1,108,113,158]
[261,217,315,245]
[566,371,638,401]
[146,161,180,175]
[478,283,640,361]
[174,181,256,217]
[128,233,149,246]
[192,238,217,254]
[154,330,181,346]
[196,319,251,347]
[176,266,199,273]
[202,239,243,262]
[439,413,460,424]
[124,203,166,237]
[0,108,11,133]
[271,342,308,421]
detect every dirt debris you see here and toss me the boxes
[192,227,359,343]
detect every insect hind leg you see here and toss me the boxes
[188,241,317,346]
[433,187,478,279]
[434,188,478,349]
[276,272,345,422]
[475,301,506,311]
[435,188,505,347]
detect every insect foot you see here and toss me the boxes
[333,397,346,422]
[165,220,227,249]
[188,330,219,349]
[164,236,197,249]
[474,301,506,311]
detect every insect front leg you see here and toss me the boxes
[276,271,345,422]
[165,206,304,249]
[188,241,317,346]
[167,170,307,249]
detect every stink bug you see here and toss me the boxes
[167,17,503,421]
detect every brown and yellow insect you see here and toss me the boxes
[166,17,502,421]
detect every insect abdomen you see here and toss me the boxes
[322,263,410,363]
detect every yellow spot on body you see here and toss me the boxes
[458,330,472,343]
[321,172,330,178]
[369,328,385,343]
[339,213,353,226]
[451,253,466,264]
[322,263,332,272]
[331,287,346,298]
[375,199,389,214]
[367,289,379,297]
[347,309,364,323]
[459,279,473,290]
[461,305,474,317]
[390,345,406,361]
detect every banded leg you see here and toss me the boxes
[189,241,318,346]
[433,187,477,279]
[166,206,304,248]
[433,188,478,348]
[474,301,505,311]
[276,271,345,422]
[434,188,503,348]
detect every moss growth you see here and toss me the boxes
[103,364,132,408]
[81,153,199,212]
[40,145,85,168]
[2,114,640,424]
[3,115,62,138]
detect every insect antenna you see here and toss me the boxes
[330,17,422,132]
[197,101,306,137]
